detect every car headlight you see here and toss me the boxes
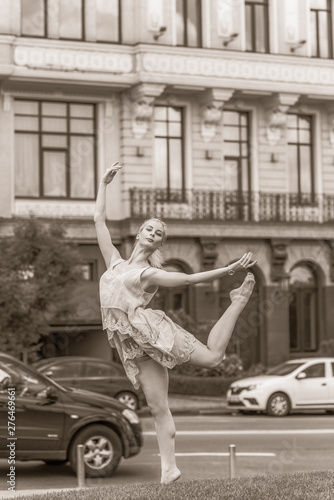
[122,408,140,424]
[245,384,261,391]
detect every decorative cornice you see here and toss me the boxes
[5,42,334,98]
[199,88,235,106]
[140,52,334,89]
[131,83,166,99]
[15,200,95,218]
[14,46,133,73]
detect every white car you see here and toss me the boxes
[227,357,334,417]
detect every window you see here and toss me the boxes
[223,111,251,219]
[223,111,250,192]
[14,100,96,200]
[1,360,48,397]
[331,363,334,376]
[43,362,82,379]
[302,363,325,378]
[245,0,269,53]
[20,0,121,43]
[76,262,97,281]
[59,0,83,40]
[311,0,333,58]
[289,263,319,353]
[154,106,185,200]
[176,0,202,47]
[287,114,314,204]
[266,362,304,376]
[85,362,122,378]
[96,0,121,43]
[21,0,46,37]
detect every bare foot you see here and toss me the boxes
[230,273,255,305]
[161,468,181,485]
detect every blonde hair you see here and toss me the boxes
[135,218,167,269]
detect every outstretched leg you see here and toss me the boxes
[189,273,255,368]
[136,358,181,485]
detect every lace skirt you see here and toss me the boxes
[102,307,197,389]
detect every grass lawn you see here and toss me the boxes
[10,470,334,500]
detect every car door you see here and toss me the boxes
[293,362,329,406]
[82,361,128,397]
[327,361,334,405]
[42,361,83,389]
[0,359,65,453]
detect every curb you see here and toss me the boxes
[138,406,231,417]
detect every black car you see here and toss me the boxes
[32,356,146,411]
[0,353,143,478]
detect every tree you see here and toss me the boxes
[0,217,81,363]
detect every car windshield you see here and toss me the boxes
[266,362,304,376]
[0,358,69,394]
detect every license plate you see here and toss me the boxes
[229,395,240,403]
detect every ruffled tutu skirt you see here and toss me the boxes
[102,306,196,389]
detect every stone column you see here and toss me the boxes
[193,238,220,325]
[263,286,290,366]
[0,93,14,219]
[264,239,291,366]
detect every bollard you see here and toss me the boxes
[229,444,236,479]
[77,444,85,488]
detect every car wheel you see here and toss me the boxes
[116,391,139,410]
[267,392,290,417]
[43,460,67,465]
[69,425,122,478]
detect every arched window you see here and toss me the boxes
[150,261,192,314]
[289,262,319,352]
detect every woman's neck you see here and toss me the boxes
[128,245,151,266]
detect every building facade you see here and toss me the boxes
[0,0,334,368]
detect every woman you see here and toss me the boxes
[95,163,256,485]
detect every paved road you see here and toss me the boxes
[1,414,333,493]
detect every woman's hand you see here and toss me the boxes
[230,253,257,272]
[101,162,122,185]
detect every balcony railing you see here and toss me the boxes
[129,189,334,223]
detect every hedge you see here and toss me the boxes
[168,374,238,397]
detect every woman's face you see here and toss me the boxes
[138,220,165,250]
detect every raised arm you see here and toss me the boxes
[94,162,122,268]
[142,253,257,289]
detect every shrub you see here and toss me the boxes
[173,353,244,378]
[169,374,237,397]
[242,363,267,377]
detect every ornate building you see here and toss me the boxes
[0,0,334,368]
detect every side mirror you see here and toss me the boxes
[296,372,306,380]
[36,386,58,404]
[0,375,11,390]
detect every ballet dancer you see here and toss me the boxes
[95,162,256,485]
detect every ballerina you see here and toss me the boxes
[95,162,257,485]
